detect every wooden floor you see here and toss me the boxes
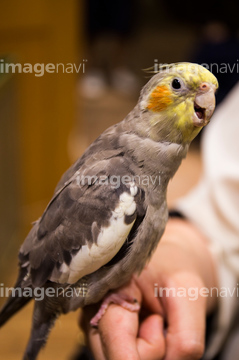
[0,88,202,359]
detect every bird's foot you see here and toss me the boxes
[90,293,140,327]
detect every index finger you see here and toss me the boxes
[99,303,141,360]
[96,281,166,360]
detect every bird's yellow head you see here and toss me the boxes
[139,63,218,144]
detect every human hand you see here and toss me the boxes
[80,218,217,360]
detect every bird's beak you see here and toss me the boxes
[193,83,217,127]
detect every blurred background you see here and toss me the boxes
[0,0,238,359]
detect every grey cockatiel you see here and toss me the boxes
[0,63,218,359]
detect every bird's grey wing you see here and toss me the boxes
[19,157,146,287]
[53,127,122,194]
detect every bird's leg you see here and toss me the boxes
[90,293,140,327]
[23,301,58,360]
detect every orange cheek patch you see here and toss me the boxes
[147,85,172,112]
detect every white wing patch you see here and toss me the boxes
[50,186,137,284]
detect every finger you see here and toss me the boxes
[164,274,206,360]
[137,314,166,360]
[98,302,141,360]
[80,279,142,360]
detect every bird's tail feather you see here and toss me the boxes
[0,267,32,327]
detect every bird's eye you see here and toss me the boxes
[172,78,181,90]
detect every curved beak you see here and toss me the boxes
[193,84,217,127]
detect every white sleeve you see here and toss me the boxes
[176,82,239,358]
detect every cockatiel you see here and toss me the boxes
[0,63,218,360]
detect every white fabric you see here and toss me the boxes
[176,82,239,359]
